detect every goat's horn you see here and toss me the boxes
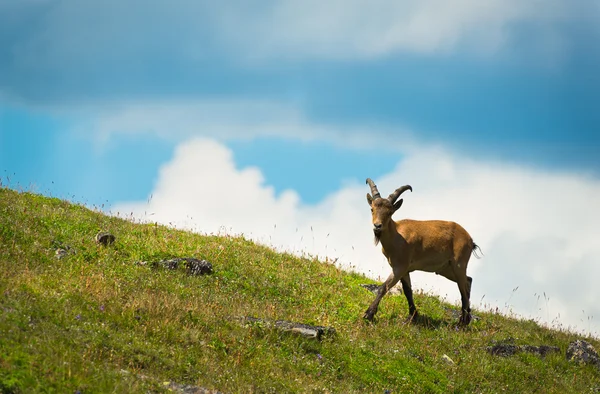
[388,185,412,202]
[365,178,381,199]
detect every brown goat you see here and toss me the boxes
[363,178,480,325]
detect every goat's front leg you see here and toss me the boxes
[363,272,400,321]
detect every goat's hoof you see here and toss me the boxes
[363,311,375,321]
[459,313,472,326]
[405,312,419,324]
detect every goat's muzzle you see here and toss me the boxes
[373,223,383,236]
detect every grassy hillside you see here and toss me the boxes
[1,187,599,393]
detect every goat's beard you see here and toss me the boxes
[374,233,380,246]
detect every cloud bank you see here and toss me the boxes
[216,0,570,59]
[1,0,584,103]
[113,137,600,337]
[1,0,572,64]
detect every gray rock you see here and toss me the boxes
[566,340,600,367]
[95,232,115,246]
[55,248,68,259]
[164,381,222,394]
[151,258,213,276]
[487,341,560,357]
[185,258,213,275]
[487,343,520,356]
[119,369,221,393]
[239,316,336,340]
[54,243,75,259]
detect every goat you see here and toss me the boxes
[363,178,480,325]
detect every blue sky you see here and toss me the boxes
[1,0,600,335]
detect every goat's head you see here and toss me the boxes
[366,178,412,243]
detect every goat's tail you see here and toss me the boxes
[472,242,483,259]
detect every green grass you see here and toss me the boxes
[1,187,599,393]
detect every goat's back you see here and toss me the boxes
[396,219,474,263]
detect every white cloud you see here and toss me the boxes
[113,137,600,337]
[112,137,376,267]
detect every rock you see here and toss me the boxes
[487,343,520,357]
[151,258,213,276]
[520,345,561,357]
[360,283,402,295]
[95,232,115,246]
[55,248,68,259]
[118,369,220,393]
[163,381,222,394]
[441,354,455,365]
[239,316,336,340]
[157,259,179,270]
[185,258,214,275]
[53,241,74,259]
[487,341,560,357]
[274,319,336,340]
[566,340,600,367]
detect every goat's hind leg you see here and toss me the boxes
[400,274,418,320]
[438,264,472,325]
[455,272,472,326]
[467,276,472,298]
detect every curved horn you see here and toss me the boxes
[388,185,412,202]
[365,178,381,199]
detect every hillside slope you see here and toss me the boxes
[1,188,599,393]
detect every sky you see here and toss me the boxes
[1,0,599,336]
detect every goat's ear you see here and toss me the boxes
[366,193,373,206]
[393,199,403,212]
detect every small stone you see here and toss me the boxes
[289,326,321,339]
[165,381,222,393]
[95,232,115,246]
[239,316,335,340]
[441,354,455,365]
